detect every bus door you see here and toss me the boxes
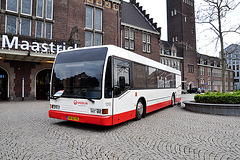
[112,58,134,124]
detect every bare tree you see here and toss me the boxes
[196,0,240,93]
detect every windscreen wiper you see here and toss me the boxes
[80,96,95,103]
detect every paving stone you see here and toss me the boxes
[0,94,239,159]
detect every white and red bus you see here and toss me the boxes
[49,45,181,126]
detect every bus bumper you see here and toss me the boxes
[49,110,113,126]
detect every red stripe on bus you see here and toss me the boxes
[175,97,181,103]
[113,110,136,125]
[49,110,113,126]
[49,99,181,126]
[146,100,172,113]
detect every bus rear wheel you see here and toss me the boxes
[136,100,144,120]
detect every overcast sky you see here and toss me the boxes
[124,0,240,57]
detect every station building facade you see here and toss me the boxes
[0,0,122,101]
[0,0,162,101]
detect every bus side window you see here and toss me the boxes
[157,69,165,88]
[133,63,147,89]
[113,58,131,97]
[105,57,112,98]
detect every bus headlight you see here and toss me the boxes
[90,108,102,114]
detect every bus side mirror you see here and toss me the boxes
[119,76,125,89]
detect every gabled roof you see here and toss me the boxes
[121,1,160,34]
[161,41,172,50]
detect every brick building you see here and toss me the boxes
[166,0,234,92]
[197,53,234,92]
[0,0,122,101]
[159,40,183,71]
[166,0,198,90]
[0,0,162,101]
[121,0,161,62]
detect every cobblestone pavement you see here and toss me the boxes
[0,95,240,160]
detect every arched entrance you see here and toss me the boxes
[188,82,194,90]
[36,69,51,100]
[0,68,8,101]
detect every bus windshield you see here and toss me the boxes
[51,47,108,99]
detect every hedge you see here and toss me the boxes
[194,90,240,104]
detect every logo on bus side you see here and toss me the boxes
[73,100,88,106]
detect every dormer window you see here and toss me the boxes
[171,9,177,16]
[172,36,178,43]
[172,50,176,57]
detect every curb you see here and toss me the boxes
[183,101,240,116]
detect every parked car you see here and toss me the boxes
[181,90,187,94]
[187,88,201,94]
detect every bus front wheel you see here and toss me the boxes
[136,100,144,120]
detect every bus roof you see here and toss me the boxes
[58,45,181,75]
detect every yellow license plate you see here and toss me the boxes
[67,116,79,121]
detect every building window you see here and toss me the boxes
[125,29,134,50]
[200,67,204,75]
[21,0,32,15]
[86,6,93,29]
[143,33,146,52]
[143,34,151,53]
[172,50,176,57]
[85,31,93,47]
[45,23,52,39]
[6,0,18,12]
[172,36,178,42]
[171,9,177,16]
[85,6,103,47]
[208,68,211,76]
[6,15,17,34]
[46,0,53,19]
[36,21,43,38]
[208,80,211,91]
[20,18,31,36]
[130,30,134,50]
[95,33,102,46]
[37,0,44,17]
[188,64,194,73]
[5,0,53,39]
[95,8,102,31]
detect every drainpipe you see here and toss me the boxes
[22,78,24,101]
[117,1,121,47]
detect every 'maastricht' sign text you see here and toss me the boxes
[2,35,78,54]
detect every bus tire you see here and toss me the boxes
[136,99,144,120]
[171,93,175,107]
